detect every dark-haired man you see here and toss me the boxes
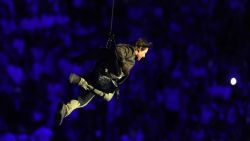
[55,38,152,125]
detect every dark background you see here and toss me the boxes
[0,0,250,140]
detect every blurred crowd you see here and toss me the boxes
[0,0,250,141]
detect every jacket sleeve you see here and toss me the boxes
[115,44,135,76]
[115,44,128,64]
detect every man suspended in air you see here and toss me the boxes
[55,38,152,125]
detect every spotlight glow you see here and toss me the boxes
[230,77,237,85]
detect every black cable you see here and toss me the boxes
[106,0,116,49]
[109,0,115,35]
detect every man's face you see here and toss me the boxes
[135,48,149,61]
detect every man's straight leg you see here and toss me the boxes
[65,92,95,117]
[55,92,95,125]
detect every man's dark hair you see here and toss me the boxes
[134,38,152,50]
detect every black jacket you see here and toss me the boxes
[70,44,136,91]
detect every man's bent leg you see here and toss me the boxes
[69,73,93,90]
